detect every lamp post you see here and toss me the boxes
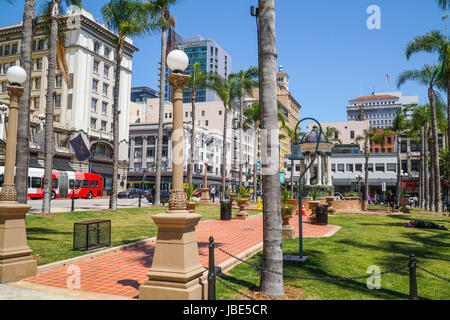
[139,50,207,300]
[284,117,323,263]
[0,66,37,283]
[200,162,210,204]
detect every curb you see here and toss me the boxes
[217,242,263,274]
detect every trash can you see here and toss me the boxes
[220,200,232,220]
[314,204,328,225]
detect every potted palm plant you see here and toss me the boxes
[281,189,296,238]
[325,187,336,215]
[184,185,198,213]
[235,186,250,220]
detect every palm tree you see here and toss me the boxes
[146,0,178,206]
[15,0,36,204]
[185,62,207,186]
[325,126,342,144]
[206,73,236,195]
[257,0,283,298]
[398,65,443,212]
[437,0,450,9]
[102,0,153,210]
[382,109,410,206]
[229,67,259,187]
[356,128,386,211]
[405,27,449,210]
[280,124,302,195]
[40,0,81,214]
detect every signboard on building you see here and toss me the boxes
[280,173,285,183]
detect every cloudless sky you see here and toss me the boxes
[0,0,447,123]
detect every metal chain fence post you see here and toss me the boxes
[208,236,216,300]
[409,254,419,300]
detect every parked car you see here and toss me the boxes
[118,188,145,199]
[193,190,202,197]
[146,190,171,205]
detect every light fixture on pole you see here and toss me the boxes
[140,50,207,300]
[284,118,323,263]
[0,66,37,283]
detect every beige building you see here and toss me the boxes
[308,120,370,149]
[0,7,137,193]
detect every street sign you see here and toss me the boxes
[256,159,261,174]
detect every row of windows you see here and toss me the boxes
[0,61,15,75]
[332,163,397,173]
[91,99,110,115]
[352,101,396,107]
[93,60,113,78]
[92,79,110,96]
[133,148,167,158]
[90,118,109,131]
[133,136,169,145]
[93,41,112,60]
[0,42,19,56]
[184,46,207,53]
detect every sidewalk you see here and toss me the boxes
[8,214,340,300]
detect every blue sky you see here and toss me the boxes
[0,0,447,123]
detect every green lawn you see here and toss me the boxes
[26,205,261,266]
[217,213,450,300]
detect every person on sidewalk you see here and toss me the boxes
[386,190,397,212]
[210,186,216,203]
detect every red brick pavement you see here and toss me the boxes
[23,214,339,299]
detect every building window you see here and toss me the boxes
[331,164,336,172]
[202,110,205,117]
[387,137,392,144]
[346,164,354,172]
[102,102,107,114]
[101,121,107,131]
[350,130,355,139]
[94,42,100,54]
[355,163,362,172]
[401,140,407,153]
[411,160,420,172]
[401,160,407,172]
[205,120,209,126]
[90,118,97,130]
[55,95,61,108]
[34,77,41,90]
[91,99,97,112]
[147,136,155,145]
[375,163,385,172]
[103,84,108,96]
[147,148,155,157]
[219,110,222,116]
[162,149,168,157]
[135,137,143,146]
[35,58,42,70]
[55,75,62,88]
[92,79,98,92]
[33,97,40,109]
[104,65,109,78]
[104,47,110,59]
[366,163,374,172]
[185,111,189,117]
[334,132,339,139]
[165,113,168,119]
[337,164,344,172]
[387,163,396,172]
[93,60,99,73]
[1,82,7,93]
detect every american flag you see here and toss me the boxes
[386,74,391,83]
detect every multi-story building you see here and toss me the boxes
[346,91,418,128]
[128,98,258,191]
[131,86,159,104]
[0,7,137,193]
[165,35,232,103]
[307,120,370,148]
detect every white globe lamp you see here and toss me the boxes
[6,66,27,86]
[167,50,189,73]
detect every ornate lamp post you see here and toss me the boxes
[0,66,37,283]
[284,118,323,263]
[139,50,207,300]
[199,162,210,204]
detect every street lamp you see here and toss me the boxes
[0,66,37,283]
[284,117,323,263]
[140,50,207,300]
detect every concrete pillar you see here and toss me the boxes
[305,153,311,186]
[142,136,148,169]
[317,153,322,186]
[327,153,333,186]
[0,86,37,283]
[129,137,135,169]
[139,73,207,300]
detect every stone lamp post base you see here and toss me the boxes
[199,188,210,204]
[282,223,296,239]
[0,202,37,283]
[139,212,207,300]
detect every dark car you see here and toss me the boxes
[118,188,144,199]
[146,190,171,205]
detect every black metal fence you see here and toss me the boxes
[207,236,449,300]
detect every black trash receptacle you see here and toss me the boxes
[220,200,232,220]
[314,204,328,225]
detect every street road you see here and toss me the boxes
[26,197,158,214]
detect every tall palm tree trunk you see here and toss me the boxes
[447,75,450,211]
[238,97,244,188]
[109,42,123,210]
[188,92,196,186]
[42,0,59,214]
[429,87,442,212]
[155,28,167,206]
[16,0,35,204]
[258,0,283,297]
[419,128,425,208]
[424,128,430,210]
[221,108,228,196]
[363,138,369,211]
[290,157,294,194]
[430,145,435,211]
[396,133,401,205]
[253,126,258,201]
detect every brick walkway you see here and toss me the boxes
[23,214,340,299]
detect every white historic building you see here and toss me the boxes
[0,8,137,193]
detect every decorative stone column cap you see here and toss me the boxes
[151,212,201,230]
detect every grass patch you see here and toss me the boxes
[217,213,449,300]
[26,205,261,266]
